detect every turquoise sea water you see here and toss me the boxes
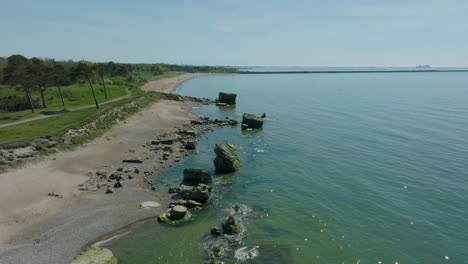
[108,73,468,263]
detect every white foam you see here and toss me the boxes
[93,231,129,247]
[234,246,259,261]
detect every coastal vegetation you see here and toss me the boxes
[0,55,237,144]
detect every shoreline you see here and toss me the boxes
[0,73,218,264]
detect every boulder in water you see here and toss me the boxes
[241,113,263,130]
[218,92,237,105]
[158,205,192,224]
[211,227,222,236]
[178,184,212,203]
[183,168,212,185]
[213,141,241,172]
[222,216,241,235]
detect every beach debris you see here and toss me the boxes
[140,201,161,209]
[213,141,242,172]
[218,92,237,105]
[241,113,264,130]
[158,205,192,224]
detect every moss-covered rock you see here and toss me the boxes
[222,216,241,235]
[158,205,192,224]
[71,246,117,264]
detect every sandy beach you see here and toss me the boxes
[0,73,211,264]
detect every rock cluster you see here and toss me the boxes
[78,167,137,192]
[241,113,264,130]
[213,141,241,172]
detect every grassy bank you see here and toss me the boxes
[0,83,128,125]
[0,91,164,145]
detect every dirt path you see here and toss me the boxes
[0,73,210,264]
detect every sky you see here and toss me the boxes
[0,0,467,66]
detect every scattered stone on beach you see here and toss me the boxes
[122,158,143,163]
[47,192,63,198]
[211,227,222,236]
[213,141,241,172]
[151,138,176,145]
[114,180,124,188]
[168,186,179,193]
[182,139,197,150]
[105,186,114,194]
[179,184,212,203]
[140,201,161,209]
[71,246,117,264]
[158,205,192,224]
[222,216,241,235]
[218,92,237,105]
[183,168,212,185]
[241,113,264,130]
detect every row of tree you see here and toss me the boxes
[1,55,133,112]
[0,54,238,113]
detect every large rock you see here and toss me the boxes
[213,141,241,172]
[183,168,212,185]
[169,205,187,221]
[158,205,192,224]
[178,184,211,203]
[241,113,263,130]
[218,92,237,105]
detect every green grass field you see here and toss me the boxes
[0,92,164,144]
[0,83,128,125]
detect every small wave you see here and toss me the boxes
[93,232,129,247]
[255,148,266,153]
[234,246,259,261]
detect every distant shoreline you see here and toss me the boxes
[239,69,468,74]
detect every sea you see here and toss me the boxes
[106,67,468,263]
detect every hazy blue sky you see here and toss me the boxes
[1,0,467,66]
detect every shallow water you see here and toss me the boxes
[108,73,468,263]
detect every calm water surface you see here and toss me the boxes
[108,73,468,263]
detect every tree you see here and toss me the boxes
[2,55,36,113]
[72,62,99,108]
[52,63,66,106]
[29,57,51,108]
[95,64,108,99]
